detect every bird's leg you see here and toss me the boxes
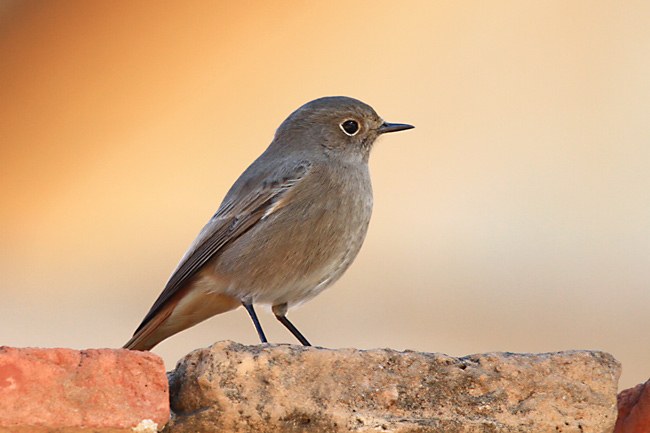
[242,300,268,343]
[272,303,311,346]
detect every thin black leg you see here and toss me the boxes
[242,301,268,343]
[275,314,311,346]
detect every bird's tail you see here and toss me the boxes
[123,301,176,351]
[123,290,241,351]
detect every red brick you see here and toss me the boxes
[615,379,650,433]
[0,347,169,432]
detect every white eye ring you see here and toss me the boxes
[339,119,360,136]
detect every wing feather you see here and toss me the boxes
[131,161,312,336]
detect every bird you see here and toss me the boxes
[123,96,413,351]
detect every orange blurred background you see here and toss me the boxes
[1,2,648,389]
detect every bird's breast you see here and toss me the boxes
[214,162,373,305]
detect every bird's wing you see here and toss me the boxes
[131,161,312,336]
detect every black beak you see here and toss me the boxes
[376,122,415,134]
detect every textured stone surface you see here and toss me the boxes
[615,379,650,433]
[165,341,620,433]
[0,346,169,432]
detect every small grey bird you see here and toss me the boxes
[124,96,413,351]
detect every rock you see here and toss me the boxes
[164,341,620,433]
[0,346,169,432]
[615,379,650,433]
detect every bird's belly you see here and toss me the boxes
[210,191,372,307]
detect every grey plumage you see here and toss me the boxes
[124,96,413,351]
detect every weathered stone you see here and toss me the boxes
[615,379,650,433]
[0,346,169,432]
[164,341,620,433]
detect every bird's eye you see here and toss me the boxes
[340,119,360,136]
